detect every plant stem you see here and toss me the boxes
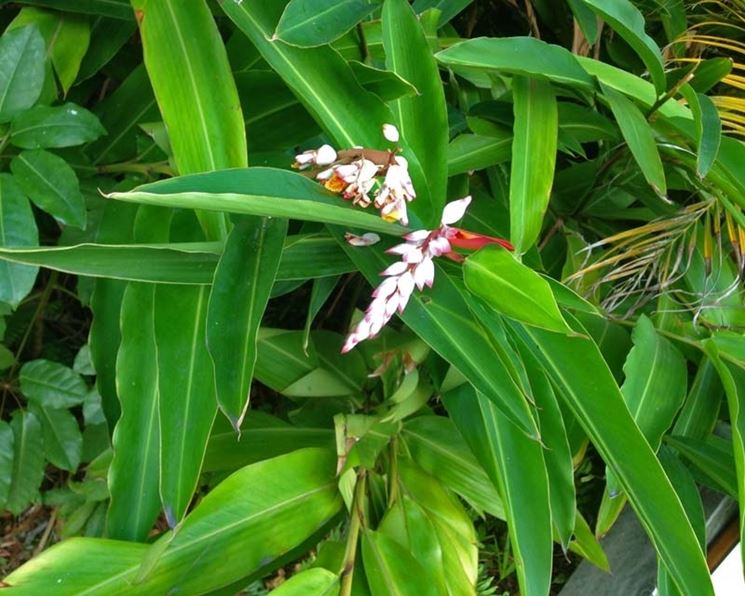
[387,437,399,508]
[340,471,366,596]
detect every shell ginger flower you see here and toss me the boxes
[341,196,513,353]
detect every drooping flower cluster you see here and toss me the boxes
[292,123,513,353]
[341,196,513,352]
[293,124,416,225]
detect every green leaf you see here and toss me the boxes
[77,16,137,82]
[203,412,334,473]
[155,284,216,526]
[672,357,722,440]
[0,25,46,122]
[220,0,434,221]
[108,168,407,237]
[107,283,160,541]
[85,200,138,427]
[29,403,82,472]
[383,0,448,226]
[9,7,90,94]
[507,317,713,596]
[704,338,745,569]
[137,0,246,240]
[362,529,440,596]
[401,415,505,518]
[10,102,106,148]
[272,568,340,595]
[275,0,377,47]
[19,358,88,408]
[444,385,553,596]
[464,245,571,333]
[436,36,595,89]
[0,173,38,307]
[398,461,478,590]
[412,0,473,24]
[666,435,737,498]
[447,132,512,176]
[0,234,354,285]
[521,348,575,548]
[207,216,287,428]
[601,83,666,195]
[10,149,86,228]
[620,315,687,452]
[6,448,342,594]
[9,0,133,21]
[508,76,558,253]
[581,0,666,94]
[567,0,599,44]
[0,420,14,509]
[688,90,721,178]
[88,64,158,165]
[378,496,448,594]
[5,409,44,515]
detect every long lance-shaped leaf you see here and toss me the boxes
[598,315,688,533]
[601,83,667,196]
[107,283,160,541]
[155,283,216,527]
[88,200,138,428]
[107,206,170,542]
[443,385,552,596]
[207,216,287,428]
[580,0,666,95]
[506,317,713,596]
[435,36,595,90]
[509,76,558,254]
[704,337,745,570]
[383,0,447,227]
[220,0,436,224]
[136,0,246,240]
[107,168,407,237]
[0,234,355,284]
[5,448,343,595]
[0,173,38,307]
[335,229,537,436]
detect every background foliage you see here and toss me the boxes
[0,0,743,594]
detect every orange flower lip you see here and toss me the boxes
[448,228,514,251]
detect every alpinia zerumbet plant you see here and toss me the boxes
[294,124,514,352]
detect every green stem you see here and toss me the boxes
[387,437,400,508]
[340,471,367,596]
[96,161,174,177]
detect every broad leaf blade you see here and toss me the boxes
[29,404,82,472]
[107,168,406,237]
[137,0,245,240]
[5,410,44,515]
[444,385,552,596]
[0,173,38,307]
[106,283,160,541]
[581,0,666,94]
[464,245,571,333]
[154,284,216,526]
[10,149,86,228]
[207,216,287,427]
[0,25,46,122]
[601,83,666,195]
[507,317,713,596]
[436,37,595,89]
[383,0,448,226]
[509,76,558,253]
[10,102,106,149]
[401,415,505,518]
[19,359,87,409]
[275,0,377,47]
[6,449,343,594]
